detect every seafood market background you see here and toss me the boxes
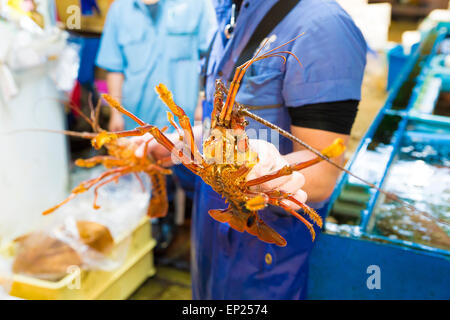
[0,0,449,300]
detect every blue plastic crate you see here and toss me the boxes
[387,44,418,91]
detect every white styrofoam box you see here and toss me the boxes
[402,31,421,55]
[419,8,450,31]
[335,0,369,13]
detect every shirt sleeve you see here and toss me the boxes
[197,0,218,56]
[282,11,367,107]
[95,2,124,73]
[288,100,359,134]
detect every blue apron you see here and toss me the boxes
[190,0,366,300]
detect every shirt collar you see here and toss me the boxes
[133,0,164,12]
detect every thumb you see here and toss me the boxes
[135,143,145,158]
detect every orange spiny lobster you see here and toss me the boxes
[42,97,171,218]
[91,38,345,246]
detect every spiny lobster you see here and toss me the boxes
[41,97,171,218]
[90,38,345,246]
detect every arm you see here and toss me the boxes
[95,1,125,131]
[283,126,348,203]
[106,72,125,131]
[278,12,366,203]
[283,100,359,202]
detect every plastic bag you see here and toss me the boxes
[48,41,80,91]
[12,219,119,281]
[6,27,69,71]
[59,168,151,238]
[11,170,151,281]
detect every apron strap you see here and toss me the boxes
[229,0,301,81]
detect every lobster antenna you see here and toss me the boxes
[102,94,147,126]
[3,128,96,139]
[94,95,103,131]
[68,99,96,129]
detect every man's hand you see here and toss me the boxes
[105,72,125,132]
[133,132,178,166]
[108,111,125,132]
[246,139,307,210]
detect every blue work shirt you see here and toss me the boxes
[192,0,367,299]
[96,0,217,130]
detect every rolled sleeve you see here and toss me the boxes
[95,3,124,73]
[282,11,367,107]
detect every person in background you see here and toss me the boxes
[135,0,366,299]
[96,0,217,131]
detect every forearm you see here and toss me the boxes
[106,72,124,116]
[284,126,349,203]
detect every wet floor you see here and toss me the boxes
[129,266,192,300]
[129,222,192,300]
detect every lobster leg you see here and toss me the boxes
[210,80,228,129]
[147,171,169,218]
[42,194,77,216]
[219,66,246,125]
[80,166,132,190]
[134,173,146,192]
[268,198,316,241]
[75,155,121,169]
[245,138,345,188]
[92,172,129,209]
[145,163,172,175]
[265,190,322,228]
[155,84,205,165]
[42,166,131,215]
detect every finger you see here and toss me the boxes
[279,172,305,192]
[135,143,146,158]
[129,132,151,145]
[261,174,291,190]
[293,188,308,204]
[281,189,308,211]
